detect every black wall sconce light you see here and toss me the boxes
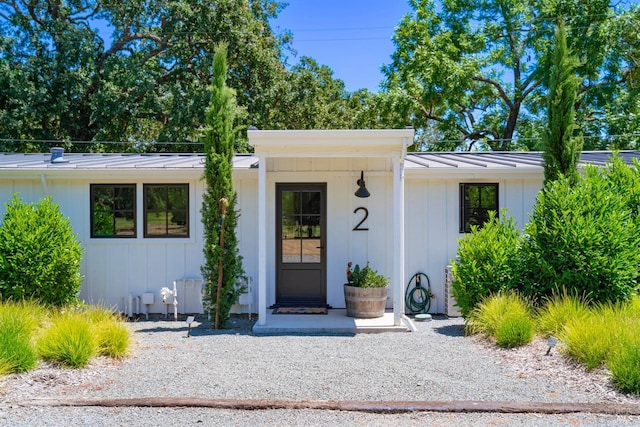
[354,171,370,198]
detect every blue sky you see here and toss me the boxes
[270,0,413,93]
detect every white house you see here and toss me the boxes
[0,129,636,332]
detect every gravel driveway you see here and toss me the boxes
[1,315,639,426]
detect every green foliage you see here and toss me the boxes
[560,302,623,370]
[265,58,383,130]
[383,0,639,151]
[201,45,245,328]
[452,211,523,318]
[466,292,532,346]
[94,321,130,359]
[0,195,83,306]
[346,263,389,288]
[559,298,640,382]
[495,315,535,349]
[522,168,640,304]
[74,305,130,359]
[0,1,377,150]
[0,302,129,375]
[37,312,96,368]
[542,21,582,186]
[608,335,640,395]
[0,301,44,373]
[535,292,591,338]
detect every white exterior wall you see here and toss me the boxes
[0,170,261,315]
[404,174,543,314]
[0,158,544,316]
[262,157,396,309]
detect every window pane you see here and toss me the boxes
[461,183,498,233]
[168,211,188,235]
[480,186,496,208]
[168,186,187,210]
[301,216,321,263]
[115,211,135,235]
[114,187,135,210]
[144,184,188,237]
[146,186,167,211]
[91,184,136,238]
[301,191,320,214]
[281,191,300,216]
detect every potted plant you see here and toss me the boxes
[344,262,389,318]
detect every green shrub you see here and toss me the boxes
[495,314,534,348]
[522,170,640,304]
[535,291,591,337]
[37,312,96,368]
[466,292,532,342]
[452,211,523,318]
[0,195,83,306]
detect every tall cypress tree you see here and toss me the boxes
[543,21,583,186]
[201,43,245,328]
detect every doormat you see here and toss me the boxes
[272,307,328,315]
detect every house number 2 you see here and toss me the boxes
[352,207,369,231]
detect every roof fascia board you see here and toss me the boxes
[248,129,414,157]
[404,168,544,180]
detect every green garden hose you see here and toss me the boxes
[405,272,432,314]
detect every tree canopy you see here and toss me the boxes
[382,0,640,151]
[0,0,375,152]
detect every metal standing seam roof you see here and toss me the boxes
[404,151,640,170]
[0,153,259,170]
[0,151,638,171]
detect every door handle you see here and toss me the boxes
[316,246,324,249]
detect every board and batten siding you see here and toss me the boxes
[0,157,544,315]
[262,156,396,310]
[404,175,543,314]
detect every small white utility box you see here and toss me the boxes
[142,292,155,320]
[142,293,155,305]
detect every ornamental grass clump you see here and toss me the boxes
[94,321,130,359]
[560,303,621,370]
[535,291,591,338]
[495,314,534,348]
[346,262,389,288]
[466,292,533,348]
[73,304,131,359]
[37,311,96,368]
[0,301,44,373]
[608,325,640,395]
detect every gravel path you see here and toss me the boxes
[1,315,639,426]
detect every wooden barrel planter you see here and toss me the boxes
[343,284,388,318]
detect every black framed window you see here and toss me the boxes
[90,184,136,238]
[460,183,499,233]
[144,184,189,238]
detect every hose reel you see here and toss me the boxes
[405,272,433,315]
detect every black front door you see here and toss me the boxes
[276,183,326,306]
